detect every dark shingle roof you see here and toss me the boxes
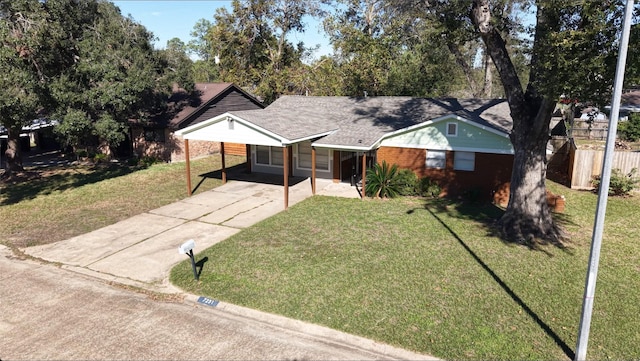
[229,96,512,148]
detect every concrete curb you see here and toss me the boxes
[182,293,440,360]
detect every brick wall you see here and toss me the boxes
[131,126,223,162]
[377,146,513,200]
[171,137,220,162]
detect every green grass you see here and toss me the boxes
[0,155,245,247]
[171,183,640,360]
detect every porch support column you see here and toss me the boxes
[361,152,366,200]
[185,139,192,196]
[311,146,317,195]
[246,144,252,173]
[283,145,289,210]
[220,142,227,184]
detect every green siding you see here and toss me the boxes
[380,119,513,153]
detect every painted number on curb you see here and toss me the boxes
[197,296,219,307]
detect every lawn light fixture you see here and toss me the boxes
[178,239,199,281]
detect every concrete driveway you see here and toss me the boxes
[25,177,355,287]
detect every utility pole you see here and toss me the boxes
[574,1,635,360]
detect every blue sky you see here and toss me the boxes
[110,1,332,60]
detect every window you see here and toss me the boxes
[446,122,458,137]
[256,146,270,165]
[426,150,446,169]
[256,146,285,166]
[297,142,329,170]
[271,147,283,166]
[454,151,475,171]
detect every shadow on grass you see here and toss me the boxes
[422,198,578,255]
[422,203,576,360]
[196,256,209,279]
[0,163,142,206]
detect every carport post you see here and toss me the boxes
[361,152,366,200]
[220,142,227,183]
[185,139,192,196]
[283,145,289,210]
[311,146,316,195]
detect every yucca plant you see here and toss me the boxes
[365,161,401,198]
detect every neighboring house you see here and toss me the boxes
[619,89,640,115]
[176,96,515,208]
[130,83,264,162]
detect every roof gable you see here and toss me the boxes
[175,113,288,147]
[145,83,263,130]
[379,114,513,154]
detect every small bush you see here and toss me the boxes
[418,177,441,198]
[618,113,640,142]
[592,168,639,196]
[139,156,161,167]
[396,169,419,196]
[92,153,109,163]
[462,186,485,203]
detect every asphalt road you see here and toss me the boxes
[0,246,435,360]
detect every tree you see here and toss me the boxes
[395,0,627,243]
[161,38,195,92]
[49,1,178,155]
[323,0,482,97]
[0,0,71,174]
[207,0,322,102]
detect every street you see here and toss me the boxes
[0,246,433,360]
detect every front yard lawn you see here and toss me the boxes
[0,154,245,247]
[171,183,640,360]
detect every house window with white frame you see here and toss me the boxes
[446,122,458,137]
[454,151,475,171]
[426,150,446,169]
[255,145,284,166]
[297,142,329,170]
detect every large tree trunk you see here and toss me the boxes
[500,100,562,243]
[3,127,24,176]
[471,0,561,243]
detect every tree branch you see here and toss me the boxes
[470,0,524,109]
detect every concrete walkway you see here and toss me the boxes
[19,177,437,360]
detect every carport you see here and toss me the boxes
[174,112,338,210]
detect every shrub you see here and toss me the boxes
[139,156,161,167]
[462,186,485,203]
[92,153,109,163]
[592,168,639,196]
[396,169,419,196]
[76,149,88,158]
[365,161,401,198]
[417,177,441,198]
[618,113,640,142]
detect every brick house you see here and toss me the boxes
[176,96,515,208]
[130,83,263,162]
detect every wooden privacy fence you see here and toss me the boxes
[570,148,640,189]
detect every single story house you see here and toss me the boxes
[130,82,264,162]
[175,96,515,208]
